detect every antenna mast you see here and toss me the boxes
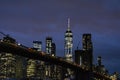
[68,18,70,30]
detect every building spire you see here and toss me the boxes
[68,18,70,30]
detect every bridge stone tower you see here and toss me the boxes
[64,18,73,62]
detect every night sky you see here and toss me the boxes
[0,0,120,74]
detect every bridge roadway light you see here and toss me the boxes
[18,43,21,46]
[41,51,45,56]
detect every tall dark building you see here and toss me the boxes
[75,50,83,66]
[82,34,93,70]
[82,34,93,51]
[51,43,56,56]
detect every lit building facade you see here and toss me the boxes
[82,34,93,51]
[82,34,92,50]
[51,42,63,80]
[64,18,74,80]
[33,41,45,79]
[27,59,36,78]
[33,41,42,51]
[27,41,43,79]
[64,18,73,62]
[110,72,119,80]
[45,37,63,80]
[45,37,52,79]
[0,37,16,79]
[0,53,16,79]
[46,37,52,54]
[45,37,57,79]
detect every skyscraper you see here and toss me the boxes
[33,41,45,79]
[82,34,93,51]
[33,41,42,51]
[64,18,74,80]
[45,37,62,80]
[75,50,83,66]
[45,37,52,79]
[46,37,52,54]
[51,43,56,56]
[64,18,73,62]
[27,41,43,79]
[82,34,93,70]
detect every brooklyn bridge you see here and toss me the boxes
[0,41,111,80]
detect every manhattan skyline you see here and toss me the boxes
[0,0,120,73]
